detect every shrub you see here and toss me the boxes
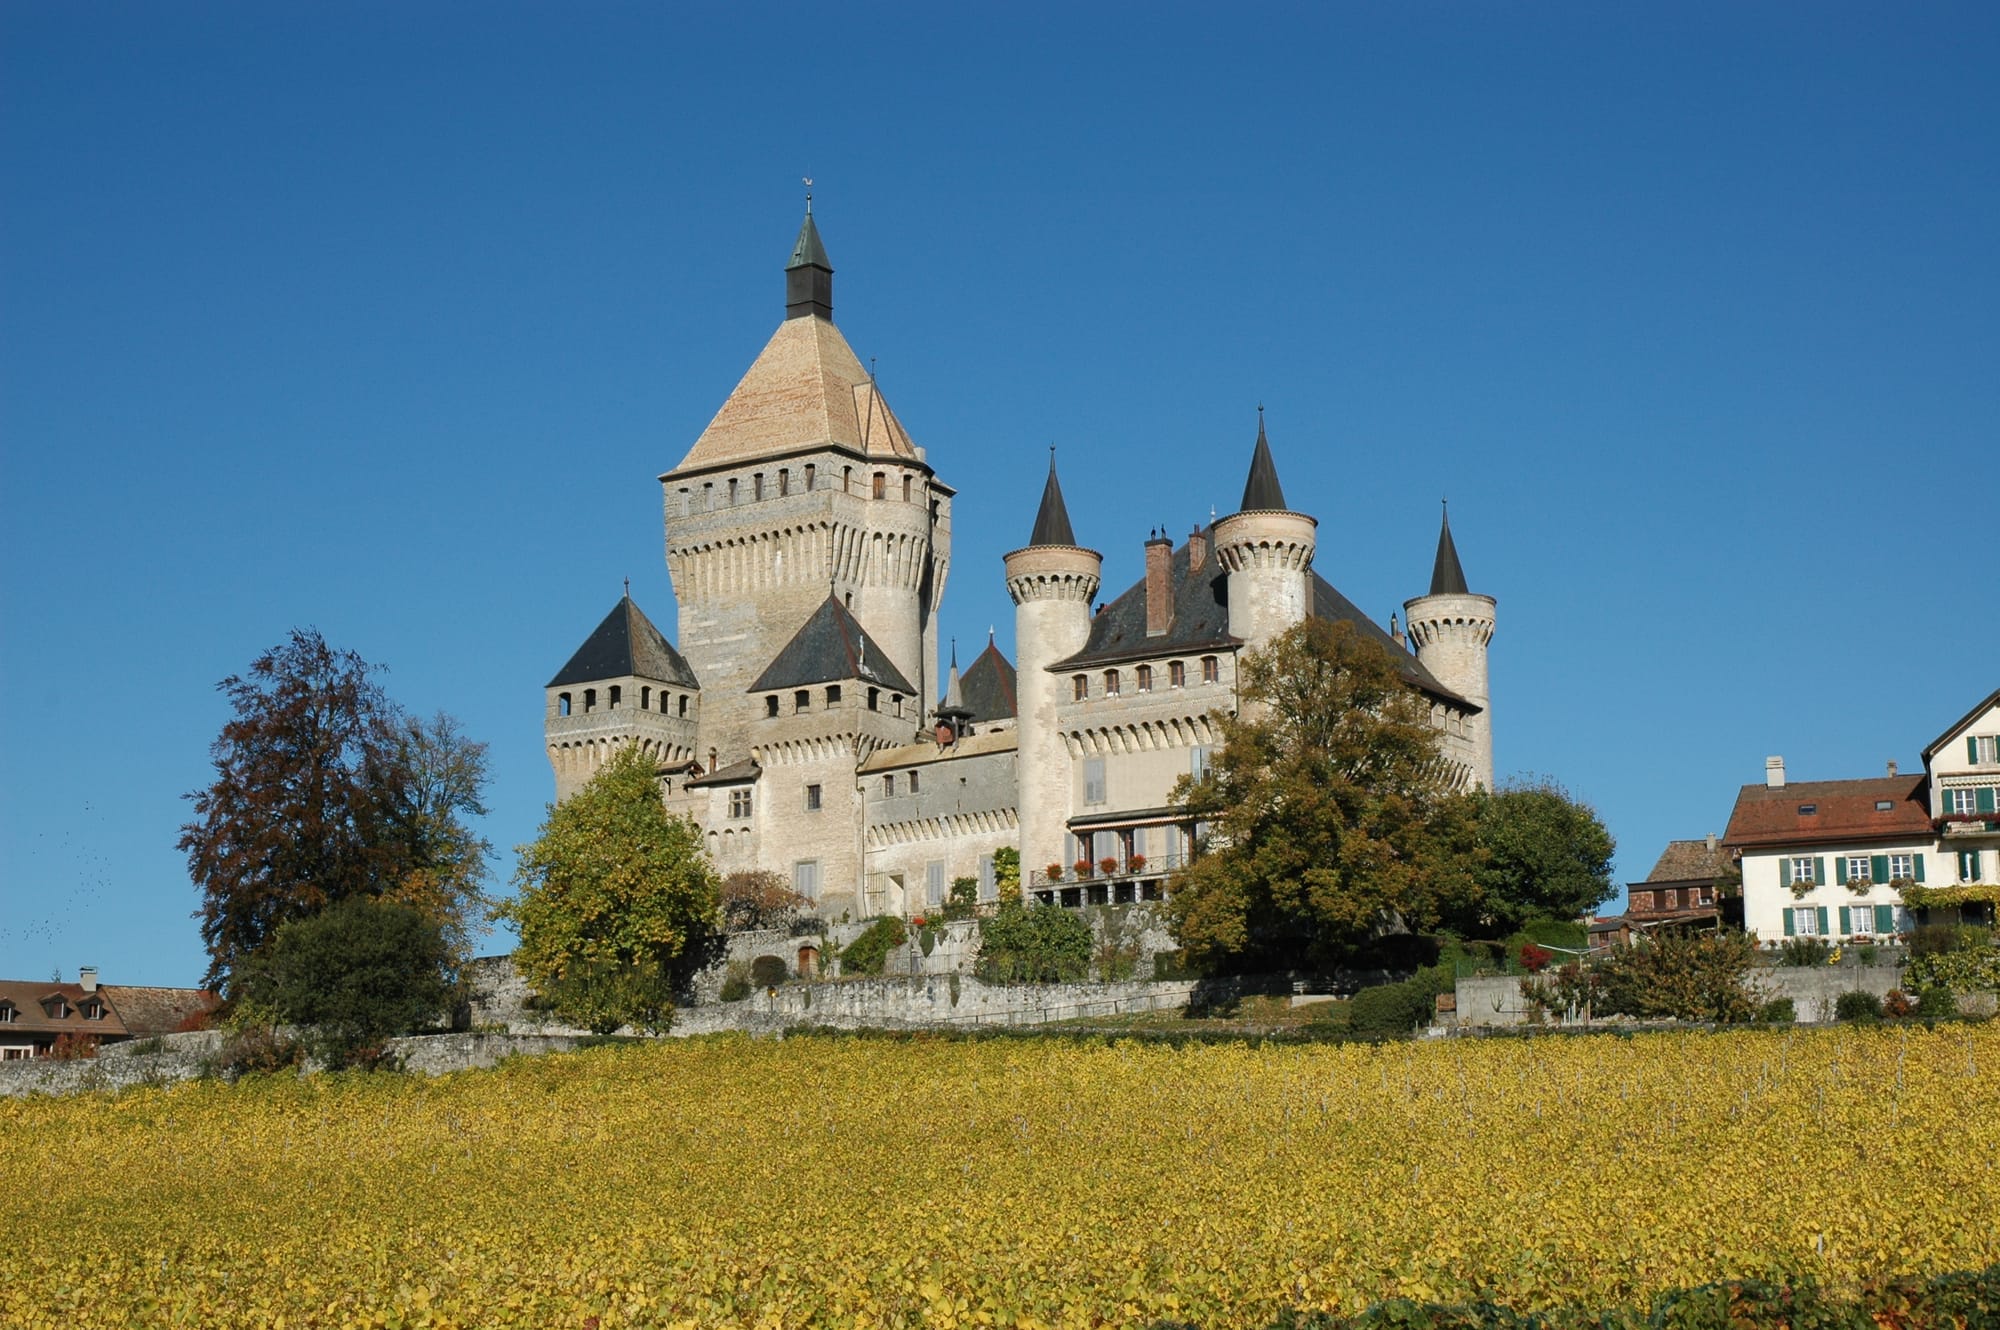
[840,917,908,976]
[1835,990,1884,1022]
[1757,997,1796,1024]
[1152,949,1195,980]
[748,955,788,988]
[1594,931,1756,1023]
[1883,988,1917,1018]
[538,954,677,1035]
[208,1024,301,1079]
[1348,981,1432,1037]
[1909,923,1990,957]
[976,897,1091,983]
[1906,945,2000,995]
[940,877,979,922]
[1917,985,1958,1019]
[718,970,751,1003]
[1518,943,1552,974]
[720,870,811,933]
[48,1032,100,1061]
[1778,936,1831,967]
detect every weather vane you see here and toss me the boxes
[803,176,813,212]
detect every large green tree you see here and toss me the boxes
[180,629,492,993]
[500,743,720,1033]
[1457,779,1616,934]
[1165,619,1480,973]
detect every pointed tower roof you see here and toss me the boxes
[1238,409,1288,512]
[748,594,918,695]
[941,640,965,710]
[957,637,1018,723]
[1428,504,1469,595]
[548,594,700,689]
[1028,451,1078,547]
[784,207,834,320]
[787,210,831,272]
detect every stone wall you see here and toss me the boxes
[1451,964,1995,1029]
[0,1029,222,1099]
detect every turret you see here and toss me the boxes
[1004,452,1101,884]
[544,590,702,800]
[1402,504,1496,790]
[785,204,833,320]
[1209,411,1317,653]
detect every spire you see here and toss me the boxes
[1428,502,1469,595]
[1029,448,1078,546]
[785,209,833,320]
[944,639,964,710]
[1238,406,1288,512]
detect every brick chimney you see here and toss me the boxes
[79,966,97,993]
[1765,756,1786,789]
[1144,530,1173,636]
[1186,523,1208,569]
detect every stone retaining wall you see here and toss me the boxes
[1452,964,1996,1029]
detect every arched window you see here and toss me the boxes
[558,693,572,717]
[1103,670,1120,696]
[872,472,886,499]
[1073,675,1089,701]
[1136,665,1153,692]
[678,694,689,718]
[753,473,764,500]
[641,686,652,710]
[843,465,853,493]
[765,695,780,718]
[608,685,621,708]
[794,689,810,713]
[727,477,739,505]
[825,684,842,705]
[583,688,597,713]
[1201,656,1220,684]
[1169,660,1186,688]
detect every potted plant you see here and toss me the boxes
[1847,877,1873,896]
[1045,863,1066,883]
[1128,853,1147,872]
[1074,859,1093,879]
[1099,856,1120,876]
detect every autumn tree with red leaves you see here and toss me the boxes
[180,629,492,994]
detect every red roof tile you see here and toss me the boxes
[1722,775,1931,850]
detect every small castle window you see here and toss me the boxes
[794,689,810,713]
[805,784,822,812]
[641,686,652,710]
[1136,665,1153,692]
[867,687,880,711]
[765,695,780,718]
[893,695,904,717]
[779,468,790,496]
[804,463,816,490]
[883,774,896,797]
[1104,670,1120,696]
[558,693,572,717]
[608,685,621,709]
[825,684,841,705]
[872,472,886,499]
[843,465,852,493]
[1073,675,1088,701]
[902,475,913,501]
[1201,656,1220,684]
[702,482,714,510]
[753,473,764,500]
[728,477,739,505]
[908,770,921,794]
[728,789,752,819]
[583,688,597,713]
[1169,660,1185,688]
[678,695,689,718]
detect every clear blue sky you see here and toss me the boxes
[4,4,1996,986]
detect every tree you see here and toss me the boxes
[180,629,492,994]
[1589,930,1757,1024]
[1164,619,1480,973]
[500,743,720,1033]
[976,896,1092,983]
[239,894,455,1066]
[718,869,811,932]
[1457,779,1615,934]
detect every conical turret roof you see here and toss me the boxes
[787,211,831,271]
[1238,411,1288,512]
[548,594,700,689]
[1028,452,1077,546]
[1428,505,1469,595]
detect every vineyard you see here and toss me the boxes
[3,1026,1996,1327]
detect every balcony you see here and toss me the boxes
[1028,857,1182,908]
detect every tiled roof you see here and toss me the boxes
[749,595,918,695]
[858,726,1018,772]
[548,595,700,690]
[1722,775,1932,849]
[957,640,1017,723]
[1635,839,1732,886]
[665,316,920,475]
[686,758,761,788]
[1049,537,1471,708]
[0,981,128,1041]
[99,985,218,1037]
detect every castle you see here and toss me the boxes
[543,210,1495,920]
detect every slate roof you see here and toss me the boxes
[1429,508,1469,595]
[749,595,919,695]
[548,594,700,690]
[957,639,1017,723]
[1634,839,1732,887]
[100,985,218,1037]
[1722,775,1932,850]
[1922,687,2000,762]
[1048,536,1472,709]
[665,310,921,476]
[1238,415,1288,512]
[787,211,831,271]
[686,758,761,789]
[1028,455,1078,547]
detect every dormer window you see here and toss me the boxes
[43,997,70,1019]
[1797,804,1817,816]
[82,1001,104,1020]
[0,1003,16,1024]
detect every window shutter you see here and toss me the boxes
[1979,787,1997,815]
[1871,855,1889,883]
[1972,737,1981,764]
[1816,906,1829,935]
[1783,910,1796,937]
[1875,904,1894,934]
[1914,854,1925,882]
[1813,856,1826,885]
[1838,906,1851,934]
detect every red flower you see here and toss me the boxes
[1520,943,1552,974]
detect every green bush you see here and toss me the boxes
[1593,931,1756,1023]
[1917,985,1958,1019]
[940,877,979,922]
[749,954,788,988]
[1835,989,1884,1022]
[840,917,908,976]
[1906,944,2000,995]
[1910,923,1990,957]
[1757,997,1796,1023]
[1777,936,1831,967]
[1348,980,1433,1037]
[1152,949,1195,980]
[718,973,751,1003]
[538,954,677,1035]
[976,897,1091,984]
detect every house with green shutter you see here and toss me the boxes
[1723,688,2000,944]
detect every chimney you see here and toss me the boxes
[1705,832,1717,852]
[1186,523,1208,569]
[1765,756,1786,789]
[1390,613,1406,651]
[1144,530,1173,636]
[79,966,97,993]
[1887,759,1898,777]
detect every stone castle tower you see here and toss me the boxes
[1403,505,1496,791]
[658,207,950,767]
